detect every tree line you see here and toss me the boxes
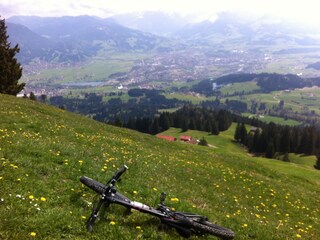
[234,121,320,166]
[50,91,187,123]
[121,104,233,135]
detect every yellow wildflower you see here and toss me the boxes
[170,197,179,202]
[40,197,47,202]
[30,232,36,237]
[110,221,116,225]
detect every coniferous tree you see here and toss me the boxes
[240,123,248,144]
[159,113,170,131]
[205,120,212,133]
[283,152,290,162]
[265,140,275,158]
[211,120,219,135]
[280,127,291,153]
[29,92,37,101]
[151,118,160,135]
[188,119,196,130]
[234,123,241,142]
[252,130,261,152]
[314,152,320,170]
[198,137,208,146]
[181,119,189,132]
[0,17,25,95]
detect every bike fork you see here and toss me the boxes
[87,195,109,232]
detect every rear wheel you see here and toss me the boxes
[190,220,235,239]
[80,176,106,194]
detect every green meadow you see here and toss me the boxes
[0,94,319,239]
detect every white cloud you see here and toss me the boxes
[1,0,320,25]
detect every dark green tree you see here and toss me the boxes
[211,120,219,135]
[181,119,189,132]
[234,123,241,142]
[159,113,170,131]
[198,137,208,146]
[280,127,291,153]
[265,140,275,159]
[151,118,160,135]
[0,17,25,95]
[314,152,320,170]
[239,123,247,144]
[29,92,37,101]
[282,152,290,162]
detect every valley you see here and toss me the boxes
[2,9,320,239]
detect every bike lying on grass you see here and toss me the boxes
[80,165,235,239]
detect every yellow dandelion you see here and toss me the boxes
[170,197,179,202]
[40,197,47,202]
[30,232,36,237]
[296,234,302,238]
[133,190,138,195]
[153,187,158,191]
[29,195,34,200]
[243,224,248,227]
[136,226,141,230]
[81,216,87,219]
[110,221,116,225]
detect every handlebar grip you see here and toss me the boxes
[113,165,128,181]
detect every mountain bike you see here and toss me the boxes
[80,165,235,239]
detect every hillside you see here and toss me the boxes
[0,94,319,239]
[7,15,173,64]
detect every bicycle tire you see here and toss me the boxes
[80,176,106,194]
[190,220,235,239]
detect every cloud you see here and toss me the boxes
[1,0,320,25]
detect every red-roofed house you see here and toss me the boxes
[180,135,192,142]
[157,135,176,142]
[180,135,199,144]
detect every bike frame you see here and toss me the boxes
[101,188,168,218]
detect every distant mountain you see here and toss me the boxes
[7,22,54,63]
[7,13,320,65]
[306,62,320,70]
[112,11,189,36]
[175,12,320,47]
[7,22,87,63]
[7,15,175,63]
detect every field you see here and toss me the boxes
[0,94,319,239]
[22,53,148,86]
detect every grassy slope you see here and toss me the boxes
[0,94,319,240]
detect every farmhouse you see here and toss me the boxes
[180,135,192,142]
[180,135,198,144]
[156,135,176,142]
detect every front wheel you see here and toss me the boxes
[190,220,235,239]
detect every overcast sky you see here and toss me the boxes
[1,0,320,24]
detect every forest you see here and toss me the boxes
[191,73,320,96]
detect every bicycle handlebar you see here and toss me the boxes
[107,165,128,184]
